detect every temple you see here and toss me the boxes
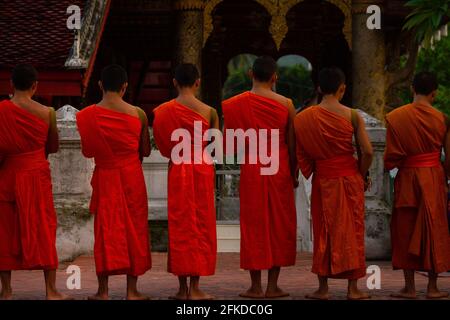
[0,0,419,260]
[0,0,414,120]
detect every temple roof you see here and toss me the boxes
[0,0,85,69]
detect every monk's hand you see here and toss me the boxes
[364,176,372,192]
[293,177,299,189]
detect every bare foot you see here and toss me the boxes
[46,291,74,301]
[88,293,109,301]
[169,288,189,300]
[127,291,151,301]
[265,287,290,299]
[390,288,417,300]
[189,289,214,300]
[0,290,13,300]
[305,290,329,300]
[427,290,449,300]
[239,288,265,299]
[347,289,371,300]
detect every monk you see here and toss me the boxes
[76,64,152,300]
[0,64,70,300]
[222,56,297,298]
[385,71,450,299]
[153,63,217,300]
[295,67,373,300]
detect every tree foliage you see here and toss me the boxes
[404,0,449,47]
[416,35,450,115]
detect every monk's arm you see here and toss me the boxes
[356,113,373,177]
[45,108,59,158]
[286,100,298,187]
[384,122,406,170]
[444,129,450,176]
[296,142,313,179]
[212,108,220,130]
[294,118,314,179]
[210,108,223,163]
[139,112,151,161]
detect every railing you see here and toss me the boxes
[215,169,240,221]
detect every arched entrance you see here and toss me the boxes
[202,0,277,112]
[202,0,352,112]
[282,0,351,103]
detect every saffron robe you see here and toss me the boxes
[76,105,152,276]
[152,99,217,276]
[222,92,297,270]
[385,102,450,273]
[0,100,58,270]
[295,106,366,279]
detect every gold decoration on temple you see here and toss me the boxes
[174,0,206,10]
[202,0,352,49]
[254,0,300,50]
[203,0,223,46]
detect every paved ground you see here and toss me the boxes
[5,253,450,300]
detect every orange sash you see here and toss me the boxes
[402,152,441,168]
[315,154,359,179]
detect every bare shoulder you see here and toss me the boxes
[197,99,214,112]
[135,106,148,121]
[30,100,52,122]
[193,99,215,119]
[341,104,352,112]
[121,101,140,117]
[31,99,51,111]
[337,104,352,121]
[267,91,290,108]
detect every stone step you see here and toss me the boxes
[217,222,240,253]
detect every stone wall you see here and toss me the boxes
[49,105,94,262]
[361,110,392,260]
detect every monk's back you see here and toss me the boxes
[153,99,212,152]
[295,106,354,160]
[78,105,141,157]
[386,103,446,155]
[223,92,289,133]
[0,100,49,155]
[175,96,212,122]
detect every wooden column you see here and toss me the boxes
[173,0,205,70]
[352,0,386,119]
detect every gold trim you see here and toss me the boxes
[174,0,205,11]
[255,0,300,50]
[203,0,223,46]
[202,0,352,49]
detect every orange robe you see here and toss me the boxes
[222,92,297,270]
[0,100,58,270]
[295,106,366,279]
[385,102,450,273]
[153,100,217,276]
[76,105,151,276]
